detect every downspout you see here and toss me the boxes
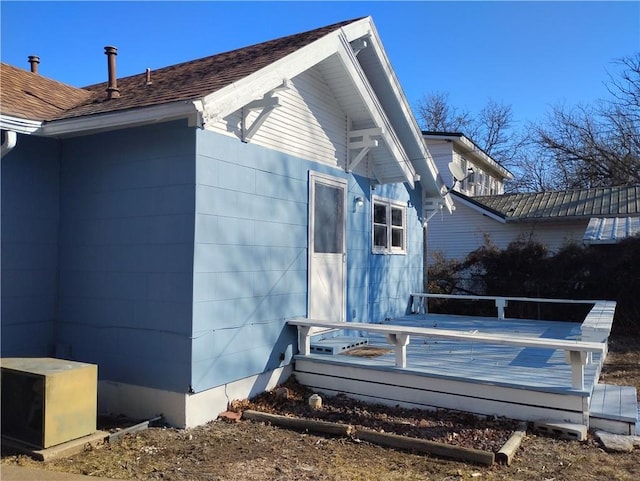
[1,130,17,157]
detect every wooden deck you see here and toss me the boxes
[290,298,637,434]
[308,315,601,391]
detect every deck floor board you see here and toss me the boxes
[310,314,600,392]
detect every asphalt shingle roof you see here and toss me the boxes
[1,19,361,123]
[0,63,91,121]
[469,185,640,220]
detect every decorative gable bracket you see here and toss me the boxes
[241,80,290,143]
[423,196,445,225]
[350,36,369,56]
[347,127,383,173]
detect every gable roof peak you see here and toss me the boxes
[52,17,369,121]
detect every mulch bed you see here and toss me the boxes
[230,377,520,453]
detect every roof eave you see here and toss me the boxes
[343,19,448,201]
[450,191,507,223]
[423,131,514,180]
[0,114,43,134]
[199,16,424,190]
[39,100,203,138]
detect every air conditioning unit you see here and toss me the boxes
[1,357,97,449]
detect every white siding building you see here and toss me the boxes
[422,132,640,262]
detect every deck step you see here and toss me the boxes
[589,383,638,435]
[310,337,368,355]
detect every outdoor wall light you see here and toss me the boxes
[354,196,365,211]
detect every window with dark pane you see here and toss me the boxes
[373,203,387,224]
[372,197,406,254]
[373,202,388,248]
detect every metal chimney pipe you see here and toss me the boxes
[104,46,120,99]
[28,55,40,74]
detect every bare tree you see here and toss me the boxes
[533,53,640,188]
[417,54,640,191]
[507,144,564,192]
[416,93,525,187]
[415,92,473,133]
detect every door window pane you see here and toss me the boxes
[314,183,343,253]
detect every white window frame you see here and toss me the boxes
[372,196,407,255]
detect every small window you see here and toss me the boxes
[372,197,406,254]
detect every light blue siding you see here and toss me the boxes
[191,131,424,392]
[345,175,371,324]
[368,183,424,322]
[56,121,196,393]
[2,121,426,402]
[1,135,60,356]
[192,132,309,392]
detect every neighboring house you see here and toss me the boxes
[430,184,640,260]
[423,131,513,197]
[422,131,640,261]
[0,17,452,427]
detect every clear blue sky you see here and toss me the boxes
[1,1,638,127]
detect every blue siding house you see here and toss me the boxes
[1,17,451,427]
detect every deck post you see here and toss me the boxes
[385,333,410,368]
[298,326,313,356]
[495,298,508,319]
[411,295,427,315]
[566,350,587,390]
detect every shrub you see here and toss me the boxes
[428,236,640,334]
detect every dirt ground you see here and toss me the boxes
[2,336,639,481]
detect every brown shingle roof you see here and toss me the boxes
[56,18,361,121]
[0,63,91,121]
[469,185,640,220]
[1,19,361,124]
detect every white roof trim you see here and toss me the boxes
[0,115,42,134]
[452,193,507,223]
[424,133,513,180]
[334,32,416,188]
[344,19,451,210]
[200,17,419,189]
[39,101,202,138]
[200,32,339,124]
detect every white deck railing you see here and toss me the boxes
[289,295,615,391]
[410,292,610,320]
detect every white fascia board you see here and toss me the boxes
[453,135,514,180]
[40,100,202,138]
[200,33,340,124]
[343,18,450,210]
[453,194,507,223]
[335,34,415,189]
[0,115,43,134]
[200,17,416,189]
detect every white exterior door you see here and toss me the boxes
[308,172,347,321]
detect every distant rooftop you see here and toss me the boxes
[463,184,640,221]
